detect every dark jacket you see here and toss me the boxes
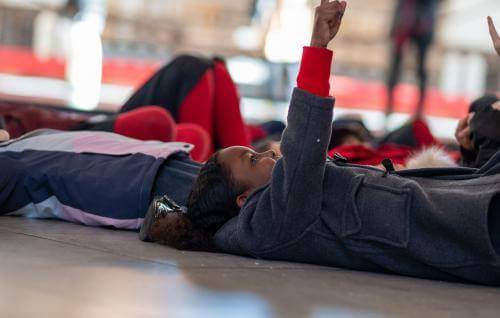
[214,88,500,285]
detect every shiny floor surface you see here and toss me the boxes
[1,217,499,318]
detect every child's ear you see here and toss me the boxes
[236,189,252,208]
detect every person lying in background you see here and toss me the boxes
[141,1,500,286]
[79,54,252,156]
[0,129,200,229]
[0,52,282,162]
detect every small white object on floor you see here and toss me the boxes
[0,129,10,142]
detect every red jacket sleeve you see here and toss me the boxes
[296,46,333,98]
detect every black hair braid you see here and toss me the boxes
[186,153,246,235]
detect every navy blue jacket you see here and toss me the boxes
[0,129,199,229]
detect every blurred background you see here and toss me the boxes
[0,0,499,139]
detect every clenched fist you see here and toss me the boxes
[310,0,347,48]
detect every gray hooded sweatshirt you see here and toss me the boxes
[214,88,500,285]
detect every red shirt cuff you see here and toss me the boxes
[296,46,333,97]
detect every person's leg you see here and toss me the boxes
[212,61,251,148]
[128,56,217,151]
[386,41,404,118]
[177,69,216,147]
[71,105,176,142]
[113,106,177,142]
[415,35,430,118]
[120,55,214,120]
[175,123,212,162]
[1,104,88,138]
[73,107,177,142]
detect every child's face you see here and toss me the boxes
[218,146,278,191]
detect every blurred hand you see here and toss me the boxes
[0,129,10,142]
[487,16,500,56]
[310,0,347,48]
[493,101,500,110]
[454,114,474,151]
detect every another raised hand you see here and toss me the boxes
[0,129,9,142]
[487,16,500,56]
[310,0,347,48]
[454,114,474,151]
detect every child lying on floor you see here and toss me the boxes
[142,1,500,286]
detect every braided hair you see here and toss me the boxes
[186,152,247,235]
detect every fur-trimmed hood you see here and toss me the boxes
[405,146,457,169]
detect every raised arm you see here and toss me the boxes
[214,1,348,254]
[280,0,346,175]
[488,16,500,57]
[249,1,346,247]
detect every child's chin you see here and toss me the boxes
[267,162,277,172]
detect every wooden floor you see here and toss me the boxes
[1,217,499,318]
